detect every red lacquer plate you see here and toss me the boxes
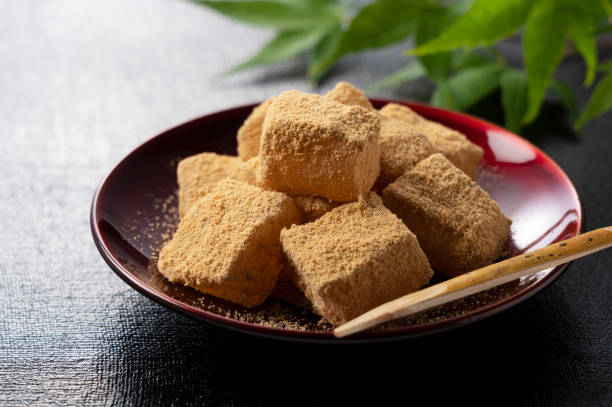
[90,99,584,343]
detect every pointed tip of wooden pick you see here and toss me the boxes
[332,326,347,338]
[333,322,358,338]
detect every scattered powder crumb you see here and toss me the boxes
[125,193,179,257]
[377,277,522,331]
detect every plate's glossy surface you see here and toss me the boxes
[91,99,584,342]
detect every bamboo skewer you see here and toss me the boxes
[334,226,612,338]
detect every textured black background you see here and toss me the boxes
[1,1,611,405]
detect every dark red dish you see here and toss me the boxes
[90,99,584,343]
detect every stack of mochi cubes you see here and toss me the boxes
[157,82,511,326]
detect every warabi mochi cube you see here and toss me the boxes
[259,90,380,202]
[228,156,260,186]
[324,81,375,111]
[382,153,510,277]
[280,192,433,325]
[158,179,302,307]
[176,152,243,218]
[236,82,373,161]
[377,116,437,187]
[379,103,483,178]
[236,98,273,161]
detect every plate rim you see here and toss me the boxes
[90,98,586,343]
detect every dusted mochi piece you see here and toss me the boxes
[382,153,510,277]
[377,116,437,188]
[325,81,375,111]
[237,98,273,161]
[270,271,312,310]
[292,195,341,223]
[235,83,373,162]
[228,156,260,186]
[379,103,483,178]
[177,152,243,218]
[280,192,433,325]
[259,90,381,202]
[158,179,302,308]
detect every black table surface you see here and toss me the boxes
[2,1,611,405]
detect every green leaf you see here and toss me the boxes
[450,51,492,70]
[522,0,569,124]
[415,7,452,82]
[549,79,578,122]
[600,0,612,17]
[334,0,432,51]
[409,0,533,56]
[309,0,438,79]
[431,63,503,110]
[430,83,456,109]
[194,0,340,30]
[308,24,343,84]
[575,73,612,128]
[562,0,606,85]
[449,0,477,16]
[227,26,332,74]
[595,24,612,34]
[568,17,598,86]
[598,60,612,73]
[500,69,527,132]
[366,60,425,94]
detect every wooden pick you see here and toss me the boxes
[334,226,612,338]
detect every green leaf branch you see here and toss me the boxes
[194,0,612,133]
